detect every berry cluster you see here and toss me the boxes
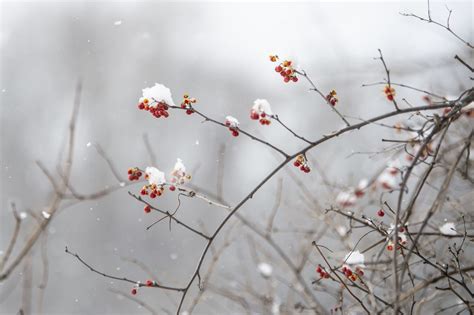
[127,167,142,181]
[140,183,165,199]
[386,226,407,251]
[250,99,273,126]
[316,265,330,279]
[293,154,311,173]
[384,85,396,101]
[224,116,240,137]
[180,94,197,115]
[138,98,170,118]
[326,90,338,106]
[341,265,364,281]
[130,280,156,295]
[169,158,191,191]
[269,55,298,83]
[250,111,271,125]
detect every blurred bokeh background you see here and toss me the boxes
[1,1,472,314]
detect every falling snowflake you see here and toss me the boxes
[257,262,273,278]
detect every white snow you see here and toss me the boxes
[113,20,122,26]
[336,226,347,237]
[378,171,397,189]
[145,167,166,186]
[439,222,457,235]
[357,178,368,190]
[336,190,356,207]
[141,83,175,106]
[225,116,240,128]
[257,262,273,278]
[252,99,273,116]
[171,158,186,178]
[344,250,365,267]
[42,211,51,219]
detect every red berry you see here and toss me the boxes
[387,95,394,101]
[250,110,259,120]
[131,288,137,295]
[231,130,239,137]
[293,161,301,167]
[377,209,385,217]
[140,189,147,195]
[150,192,157,199]
[144,205,151,213]
[146,280,154,287]
[128,169,133,175]
[128,175,134,181]
[169,185,176,191]
[138,103,145,110]
[275,65,283,72]
[283,76,290,83]
[316,266,322,273]
[323,273,330,279]
[387,244,393,251]
[186,109,193,115]
[291,76,298,82]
